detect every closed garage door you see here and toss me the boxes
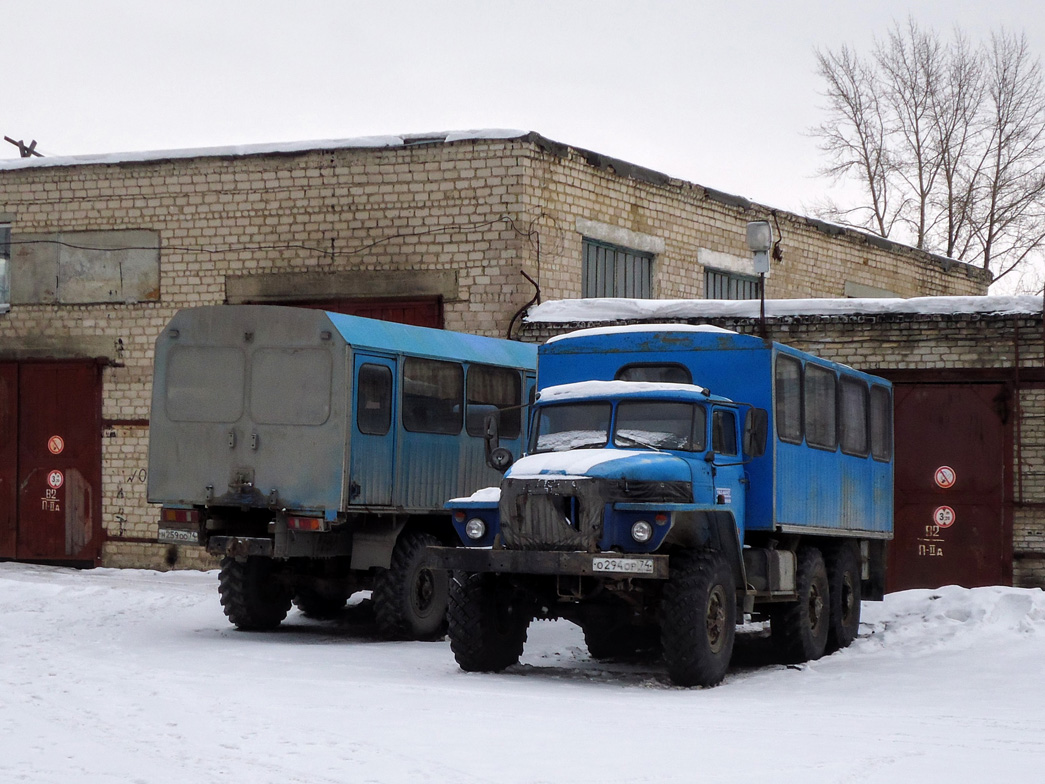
[0,361,103,564]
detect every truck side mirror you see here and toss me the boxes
[744,408,768,458]
[483,413,514,472]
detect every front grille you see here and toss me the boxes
[612,480,692,504]
[500,478,604,551]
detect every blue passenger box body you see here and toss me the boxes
[536,326,893,539]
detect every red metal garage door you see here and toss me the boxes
[889,383,1011,591]
[278,297,444,328]
[4,362,104,564]
[0,364,16,557]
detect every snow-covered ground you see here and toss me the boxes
[2,563,1043,783]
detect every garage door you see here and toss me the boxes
[889,383,1011,591]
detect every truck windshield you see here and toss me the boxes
[532,402,612,452]
[614,401,706,452]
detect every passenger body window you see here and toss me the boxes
[466,365,522,439]
[712,410,738,456]
[870,385,893,461]
[402,357,463,434]
[839,377,869,456]
[616,364,692,384]
[804,365,837,450]
[774,355,802,443]
[357,363,392,436]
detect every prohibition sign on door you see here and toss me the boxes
[47,470,65,490]
[933,505,956,528]
[48,435,65,455]
[934,465,956,489]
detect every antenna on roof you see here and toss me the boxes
[3,136,44,158]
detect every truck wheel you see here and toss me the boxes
[771,546,830,663]
[447,572,529,672]
[218,556,293,631]
[660,550,736,687]
[373,531,449,641]
[293,586,350,620]
[826,542,862,651]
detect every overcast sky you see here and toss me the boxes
[4,1,1044,220]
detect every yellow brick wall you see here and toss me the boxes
[0,136,990,569]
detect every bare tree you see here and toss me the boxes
[813,45,900,237]
[812,22,1045,290]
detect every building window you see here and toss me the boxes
[582,239,652,298]
[705,268,761,300]
[0,224,10,309]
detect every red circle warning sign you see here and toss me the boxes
[933,506,956,528]
[934,466,956,489]
[48,435,65,455]
[47,470,64,490]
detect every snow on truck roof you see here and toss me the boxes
[537,379,718,402]
[546,323,736,344]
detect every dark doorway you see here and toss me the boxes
[889,383,1011,591]
[0,360,103,564]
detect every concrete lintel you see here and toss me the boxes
[0,334,119,362]
[225,269,460,304]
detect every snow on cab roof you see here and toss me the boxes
[538,379,714,401]
[546,323,735,344]
[527,295,1043,323]
[0,129,530,171]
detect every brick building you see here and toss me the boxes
[523,296,1045,590]
[0,131,989,570]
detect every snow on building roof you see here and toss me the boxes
[526,295,1044,324]
[0,129,530,171]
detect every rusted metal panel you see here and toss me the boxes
[279,297,443,328]
[889,383,1011,590]
[16,362,103,562]
[0,363,16,557]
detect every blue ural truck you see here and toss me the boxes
[429,324,893,686]
[147,305,537,639]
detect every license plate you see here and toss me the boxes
[592,556,655,575]
[158,528,199,545]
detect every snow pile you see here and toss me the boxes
[538,379,709,400]
[859,584,1045,653]
[527,294,1044,323]
[2,564,1044,782]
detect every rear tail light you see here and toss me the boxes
[161,507,200,524]
[286,515,326,532]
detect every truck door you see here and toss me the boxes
[349,354,397,506]
[711,407,747,539]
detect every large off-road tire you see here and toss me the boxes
[373,531,449,641]
[660,549,736,688]
[293,585,350,620]
[447,572,530,672]
[771,546,830,664]
[826,542,862,652]
[218,556,293,631]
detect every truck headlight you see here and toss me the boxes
[465,518,487,540]
[630,520,653,543]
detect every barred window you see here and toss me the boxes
[705,268,761,300]
[582,239,652,298]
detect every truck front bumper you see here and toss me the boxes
[426,546,669,580]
